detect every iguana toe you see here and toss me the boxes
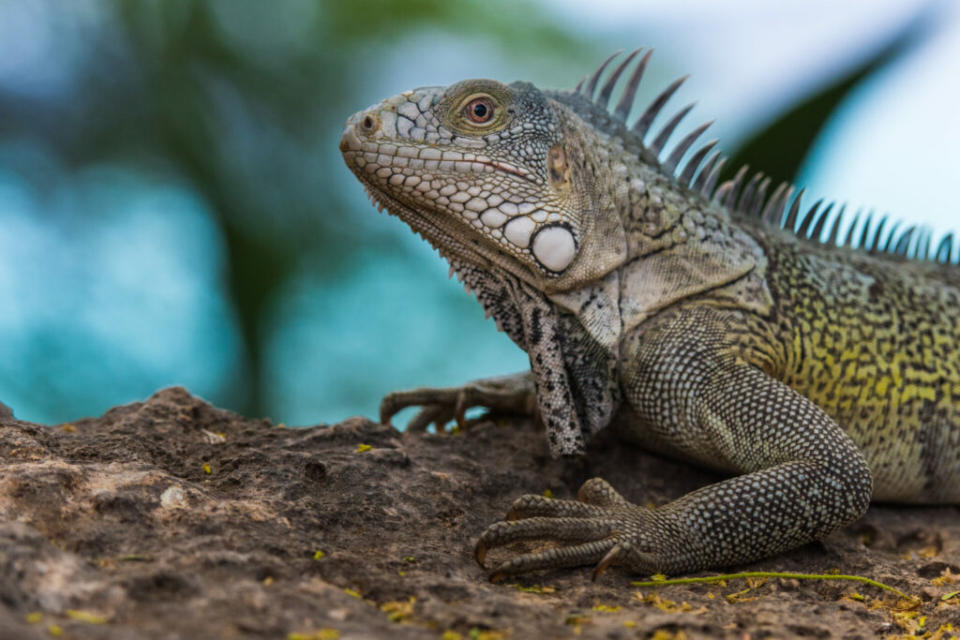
[475,516,619,567]
[404,404,452,432]
[486,540,617,583]
[506,493,611,520]
[577,477,631,507]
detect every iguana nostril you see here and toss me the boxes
[360,114,379,134]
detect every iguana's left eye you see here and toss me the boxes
[462,96,496,125]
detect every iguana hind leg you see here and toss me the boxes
[474,312,874,580]
[380,371,537,432]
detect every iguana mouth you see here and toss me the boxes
[340,122,533,182]
[474,159,534,181]
[341,145,532,183]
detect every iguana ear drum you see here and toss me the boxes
[532,223,577,273]
[547,144,570,188]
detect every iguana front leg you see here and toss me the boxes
[380,372,537,432]
[477,316,874,578]
[382,275,592,455]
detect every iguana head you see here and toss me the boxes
[340,79,627,293]
[338,53,779,454]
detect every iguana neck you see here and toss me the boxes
[550,102,773,331]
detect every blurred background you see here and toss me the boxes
[0,0,957,426]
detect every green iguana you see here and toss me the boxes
[339,49,960,581]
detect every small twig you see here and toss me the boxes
[631,571,911,599]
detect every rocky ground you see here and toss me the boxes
[0,387,958,639]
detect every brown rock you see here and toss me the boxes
[0,387,958,638]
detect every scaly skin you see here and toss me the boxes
[731,233,960,503]
[339,50,960,579]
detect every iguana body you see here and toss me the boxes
[339,49,960,578]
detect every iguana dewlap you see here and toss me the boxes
[339,49,960,579]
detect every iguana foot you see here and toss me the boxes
[475,478,659,581]
[379,372,537,432]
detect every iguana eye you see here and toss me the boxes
[462,96,496,125]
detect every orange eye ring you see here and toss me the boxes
[462,96,496,125]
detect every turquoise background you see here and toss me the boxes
[0,0,955,427]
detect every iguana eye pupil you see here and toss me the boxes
[463,97,495,124]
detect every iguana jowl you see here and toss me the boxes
[339,49,960,580]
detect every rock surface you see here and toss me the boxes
[0,387,958,639]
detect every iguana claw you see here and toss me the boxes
[474,540,488,568]
[592,544,621,581]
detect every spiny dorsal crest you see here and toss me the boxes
[574,49,957,265]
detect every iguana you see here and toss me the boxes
[339,49,960,581]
